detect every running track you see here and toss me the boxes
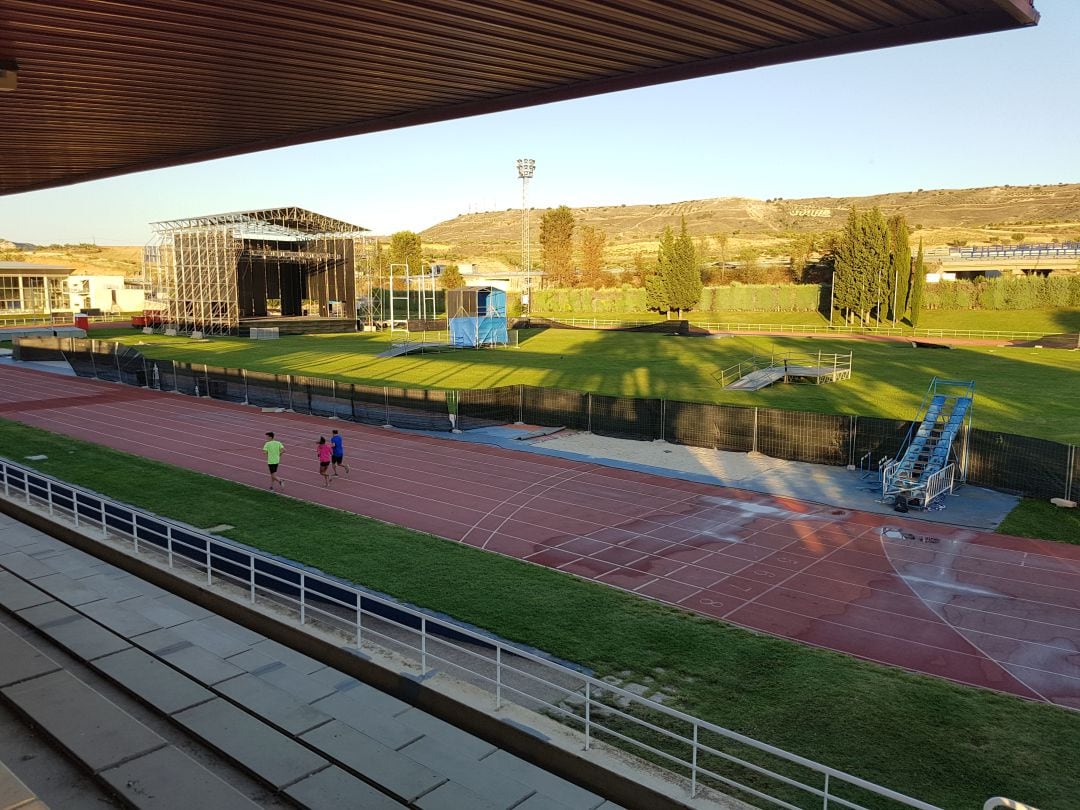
[2,364,1079,709]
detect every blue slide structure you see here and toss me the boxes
[882,378,975,510]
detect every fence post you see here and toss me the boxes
[99,499,108,537]
[356,598,362,647]
[173,363,179,393]
[141,357,149,388]
[849,415,857,467]
[72,492,79,527]
[495,646,503,710]
[249,555,256,602]
[331,379,338,418]
[752,407,759,453]
[205,541,212,585]
[421,617,428,674]
[691,722,699,798]
[203,363,210,397]
[384,387,391,427]
[166,524,174,567]
[660,399,666,442]
[45,479,54,516]
[89,346,97,378]
[584,681,591,750]
[243,368,249,405]
[115,343,122,378]
[287,375,294,411]
[586,394,592,433]
[300,573,306,625]
[517,385,524,425]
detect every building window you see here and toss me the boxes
[0,276,20,310]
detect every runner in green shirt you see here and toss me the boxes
[262,431,285,491]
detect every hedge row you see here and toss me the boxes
[924,276,1080,310]
[532,284,825,314]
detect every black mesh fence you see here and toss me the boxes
[852,416,912,470]
[458,386,519,429]
[12,336,67,362]
[665,401,756,453]
[755,408,850,466]
[590,394,662,441]
[966,429,1071,499]
[243,370,291,409]
[385,386,449,431]
[205,366,246,404]
[521,386,589,431]
[8,336,1077,499]
[348,384,391,426]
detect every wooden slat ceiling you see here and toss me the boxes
[0,0,1039,196]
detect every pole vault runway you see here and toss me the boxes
[1,364,1078,709]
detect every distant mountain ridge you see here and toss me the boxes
[422,183,1080,248]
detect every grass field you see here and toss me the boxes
[0,419,1077,809]
[100,325,1080,442]
[999,498,1080,545]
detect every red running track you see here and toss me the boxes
[2,364,1080,709]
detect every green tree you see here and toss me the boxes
[832,207,860,323]
[910,241,926,328]
[387,231,422,275]
[646,227,675,315]
[862,207,890,324]
[440,264,465,290]
[578,225,607,289]
[540,206,575,287]
[887,214,912,324]
[668,218,702,316]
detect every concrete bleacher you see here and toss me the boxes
[0,511,624,810]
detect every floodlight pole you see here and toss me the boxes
[516,158,535,316]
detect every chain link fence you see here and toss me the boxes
[12,336,1076,502]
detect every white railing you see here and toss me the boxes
[922,463,956,508]
[0,311,134,329]
[0,456,946,810]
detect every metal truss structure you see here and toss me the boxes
[145,207,366,336]
[354,236,383,331]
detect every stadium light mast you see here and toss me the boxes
[516,158,535,315]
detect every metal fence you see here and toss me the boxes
[11,337,1077,502]
[0,456,945,810]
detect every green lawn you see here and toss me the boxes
[100,326,1080,442]
[999,499,1080,545]
[0,419,1077,809]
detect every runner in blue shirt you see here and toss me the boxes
[330,429,350,476]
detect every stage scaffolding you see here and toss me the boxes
[145,207,367,336]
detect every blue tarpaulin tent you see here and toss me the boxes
[448,287,508,348]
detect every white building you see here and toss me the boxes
[0,261,72,314]
[65,274,146,313]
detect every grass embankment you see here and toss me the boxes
[100,326,1080,442]
[0,420,1077,808]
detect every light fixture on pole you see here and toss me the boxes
[516,158,535,315]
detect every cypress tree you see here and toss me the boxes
[647,227,675,315]
[910,241,926,328]
[668,217,702,317]
[833,208,859,323]
[887,214,912,324]
[862,207,889,324]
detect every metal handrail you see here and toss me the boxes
[983,799,1039,810]
[0,456,944,810]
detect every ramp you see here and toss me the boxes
[716,352,852,390]
[883,378,975,509]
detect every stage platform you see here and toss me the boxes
[238,316,356,336]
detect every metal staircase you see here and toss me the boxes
[882,378,975,510]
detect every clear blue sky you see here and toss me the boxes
[1,0,1076,246]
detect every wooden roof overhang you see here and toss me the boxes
[0,0,1039,196]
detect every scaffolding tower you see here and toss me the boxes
[144,207,367,336]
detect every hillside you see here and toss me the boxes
[0,244,143,277]
[422,183,1080,264]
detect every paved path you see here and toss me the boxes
[1,364,1078,709]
